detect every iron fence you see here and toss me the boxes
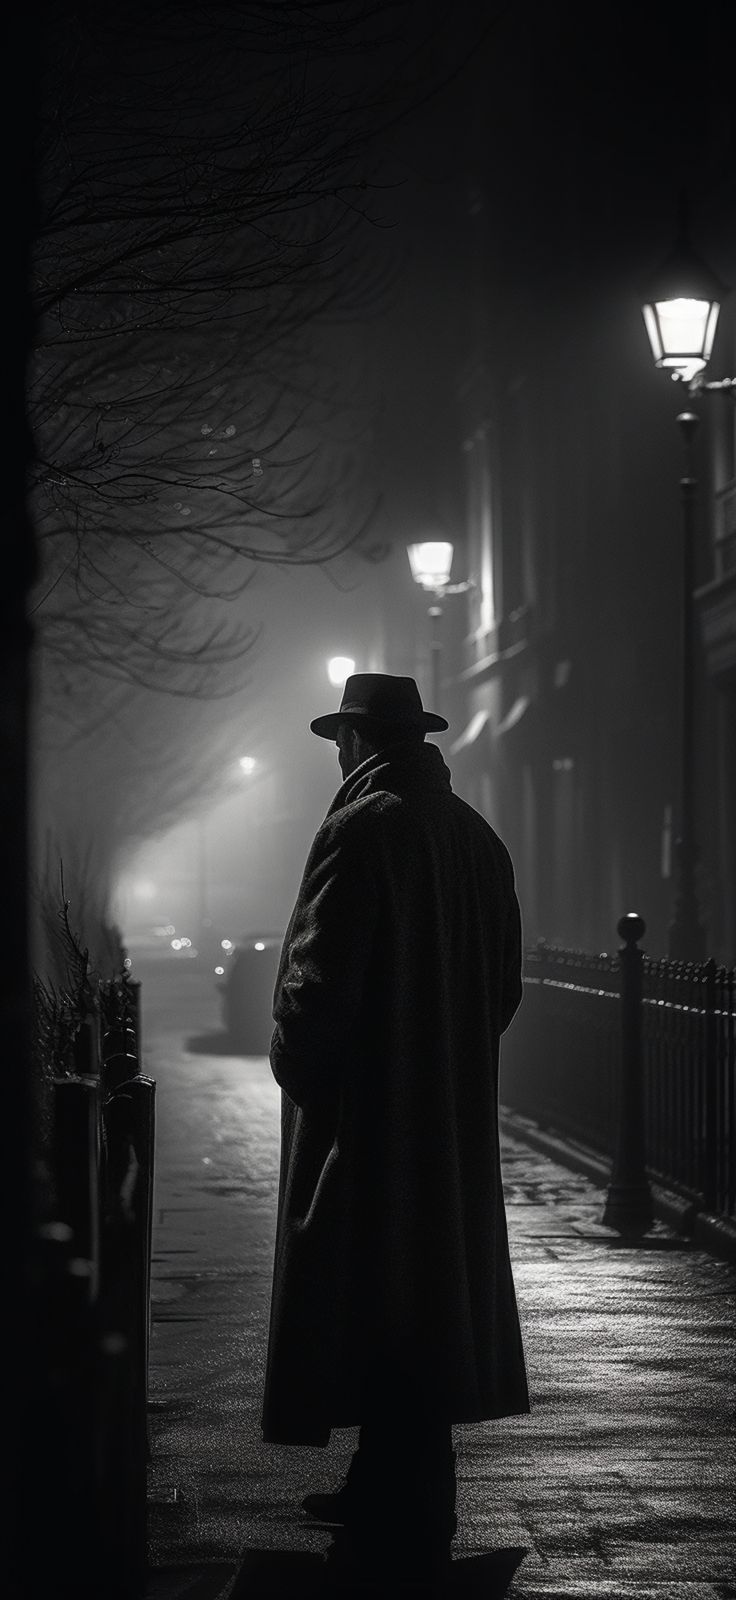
[44,975,155,1596]
[501,932,736,1221]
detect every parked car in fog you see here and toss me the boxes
[217,932,282,1053]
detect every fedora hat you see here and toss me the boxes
[310,673,448,740]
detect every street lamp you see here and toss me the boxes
[641,233,731,394]
[407,540,473,716]
[641,231,734,960]
[327,656,356,687]
[407,541,454,592]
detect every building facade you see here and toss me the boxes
[439,2,736,962]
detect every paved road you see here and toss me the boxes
[140,957,736,1599]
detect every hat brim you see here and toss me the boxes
[310,710,448,740]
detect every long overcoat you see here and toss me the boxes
[261,740,529,1444]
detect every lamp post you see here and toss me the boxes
[641,229,734,960]
[196,811,209,943]
[407,541,473,716]
[196,755,259,944]
[668,409,707,961]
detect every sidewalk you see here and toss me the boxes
[139,960,735,1600]
[145,1049,735,1600]
[500,1106,736,1267]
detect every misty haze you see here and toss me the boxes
[9,2,736,1597]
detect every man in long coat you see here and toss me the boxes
[261,673,529,1575]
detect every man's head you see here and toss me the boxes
[310,673,447,771]
[335,718,425,779]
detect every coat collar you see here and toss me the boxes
[328,740,453,814]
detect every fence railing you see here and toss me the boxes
[502,921,736,1222]
[38,975,155,1597]
[643,956,735,1216]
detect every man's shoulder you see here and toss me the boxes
[449,789,504,838]
[314,781,514,876]
[317,788,399,848]
[447,791,516,871]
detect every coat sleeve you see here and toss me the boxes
[270,815,378,1107]
[500,869,523,1034]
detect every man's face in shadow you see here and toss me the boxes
[336,723,363,781]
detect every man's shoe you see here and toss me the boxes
[303,1445,458,1532]
[302,1447,370,1523]
[302,1484,458,1539]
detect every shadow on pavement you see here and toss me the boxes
[230,1544,527,1596]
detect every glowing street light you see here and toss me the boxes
[643,295,720,385]
[641,229,731,395]
[407,541,454,593]
[327,656,355,687]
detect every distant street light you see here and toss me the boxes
[407,541,454,592]
[641,224,734,960]
[131,879,157,903]
[327,655,355,687]
[407,539,473,716]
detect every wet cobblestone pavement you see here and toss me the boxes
[141,962,735,1598]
